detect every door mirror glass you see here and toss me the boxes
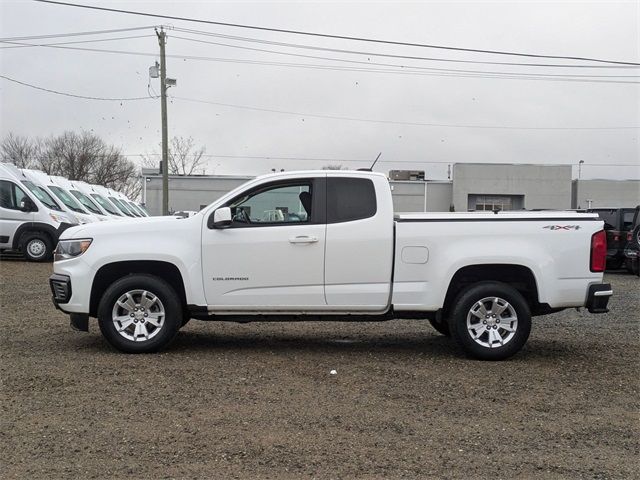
[210,207,232,229]
[20,197,36,212]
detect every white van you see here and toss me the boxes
[94,185,136,218]
[72,181,124,219]
[124,197,148,217]
[50,176,110,222]
[0,163,78,261]
[115,190,148,217]
[21,169,98,225]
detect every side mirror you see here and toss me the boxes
[209,207,232,229]
[20,197,36,212]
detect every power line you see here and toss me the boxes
[172,95,640,131]
[0,25,154,41]
[135,153,640,167]
[8,41,639,84]
[173,27,639,70]
[0,34,155,49]
[169,34,640,79]
[34,0,640,66]
[0,74,153,101]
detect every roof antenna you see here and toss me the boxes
[358,152,382,172]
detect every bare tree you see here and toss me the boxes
[142,136,207,175]
[31,130,139,196]
[322,164,347,170]
[169,136,207,175]
[0,133,40,168]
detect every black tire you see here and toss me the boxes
[449,281,531,361]
[428,318,451,336]
[633,225,640,249]
[97,274,182,353]
[20,232,53,262]
[606,259,624,270]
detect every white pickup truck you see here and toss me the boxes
[50,170,612,360]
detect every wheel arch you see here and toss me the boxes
[90,260,187,317]
[12,223,56,251]
[442,264,544,317]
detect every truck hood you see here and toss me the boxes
[60,215,196,240]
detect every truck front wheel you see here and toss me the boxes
[97,274,182,353]
[449,282,531,361]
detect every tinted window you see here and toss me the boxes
[327,177,376,223]
[622,211,634,231]
[0,180,30,210]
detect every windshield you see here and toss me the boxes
[21,180,63,211]
[70,190,103,215]
[90,193,121,215]
[48,185,87,213]
[138,204,150,215]
[109,196,135,216]
[128,201,146,216]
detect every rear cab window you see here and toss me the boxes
[326,177,377,223]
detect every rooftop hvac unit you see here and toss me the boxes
[389,170,425,181]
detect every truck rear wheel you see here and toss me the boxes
[97,274,182,353]
[450,282,531,361]
[21,232,53,262]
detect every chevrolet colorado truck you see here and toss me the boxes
[50,170,612,360]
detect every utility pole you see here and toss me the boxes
[157,27,169,215]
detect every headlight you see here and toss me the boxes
[54,238,93,261]
[49,212,79,225]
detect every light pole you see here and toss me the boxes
[578,160,584,180]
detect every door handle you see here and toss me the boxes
[289,235,319,244]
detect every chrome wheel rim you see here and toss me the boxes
[111,289,165,342]
[27,239,46,258]
[466,296,518,348]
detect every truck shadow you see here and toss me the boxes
[169,330,459,358]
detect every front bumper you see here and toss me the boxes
[49,273,89,331]
[50,273,72,306]
[586,283,612,314]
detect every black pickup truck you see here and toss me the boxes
[622,206,640,275]
[589,207,639,270]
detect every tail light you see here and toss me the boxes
[627,231,633,241]
[590,230,607,272]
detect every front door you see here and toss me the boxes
[0,179,33,249]
[202,177,327,311]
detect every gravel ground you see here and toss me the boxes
[1,260,638,479]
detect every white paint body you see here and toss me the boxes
[0,163,78,252]
[54,171,606,316]
[21,169,99,224]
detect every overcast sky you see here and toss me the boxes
[1,0,639,180]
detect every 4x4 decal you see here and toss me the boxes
[543,225,581,230]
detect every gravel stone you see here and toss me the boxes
[1,259,638,479]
